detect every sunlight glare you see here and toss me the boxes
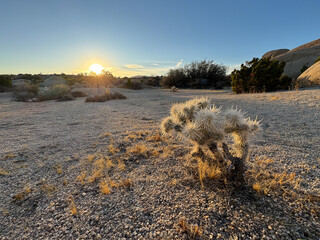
[89,64,104,74]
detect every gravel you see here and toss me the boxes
[0,87,319,239]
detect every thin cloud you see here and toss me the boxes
[175,59,183,68]
[125,64,144,69]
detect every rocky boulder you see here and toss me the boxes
[296,61,320,87]
[262,39,320,79]
[262,49,289,59]
[40,76,66,87]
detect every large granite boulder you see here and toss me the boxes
[40,76,66,87]
[296,61,320,87]
[262,39,320,79]
[262,49,289,59]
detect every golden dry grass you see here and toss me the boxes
[68,196,77,215]
[108,144,120,155]
[41,180,57,196]
[178,218,203,238]
[12,185,32,202]
[247,157,320,216]
[99,179,111,194]
[198,160,223,188]
[54,164,62,174]
[4,153,16,159]
[0,166,9,175]
[126,144,149,157]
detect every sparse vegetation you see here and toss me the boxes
[71,91,87,98]
[68,196,77,215]
[38,84,70,101]
[0,166,9,175]
[12,185,32,202]
[161,97,260,186]
[0,75,12,91]
[178,218,203,238]
[12,82,39,101]
[121,79,143,90]
[85,91,126,102]
[126,144,149,158]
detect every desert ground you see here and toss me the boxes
[0,87,319,239]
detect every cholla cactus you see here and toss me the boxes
[161,97,261,186]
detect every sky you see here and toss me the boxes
[0,0,319,77]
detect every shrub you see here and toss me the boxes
[161,97,260,186]
[38,84,70,101]
[0,75,12,87]
[161,60,228,89]
[315,56,320,63]
[231,57,287,93]
[300,64,309,74]
[160,68,187,88]
[85,92,126,102]
[121,79,143,90]
[12,82,39,102]
[278,75,292,90]
[71,91,87,98]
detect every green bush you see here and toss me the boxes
[160,68,186,88]
[38,84,70,101]
[278,75,292,90]
[315,56,320,63]
[0,75,12,87]
[160,60,228,89]
[300,64,309,74]
[231,58,287,93]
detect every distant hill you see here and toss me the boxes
[262,39,320,79]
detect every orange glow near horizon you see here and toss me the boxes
[89,64,104,74]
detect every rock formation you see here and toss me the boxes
[262,39,320,79]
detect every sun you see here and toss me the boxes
[89,64,104,74]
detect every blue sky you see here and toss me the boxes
[0,0,319,77]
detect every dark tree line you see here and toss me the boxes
[161,60,229,89]
[231,58,292,93]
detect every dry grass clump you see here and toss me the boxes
[12,83,39,102]
[54,164,62,174]
[161,97,261,186]
[126,144,149,158]
[108,144,120,155]
[68,196,77,215]
[178,218,203,238]
[0,166,9,175]
[99,179,111,194]
[12,185,32,202]
[247,158,300,195]
[3,153,16,159]
[247,157,320,216]
[146,132,163,142]
[76,151,131,192]
[85,92,126,102]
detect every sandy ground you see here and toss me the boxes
[0,87,319,239]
